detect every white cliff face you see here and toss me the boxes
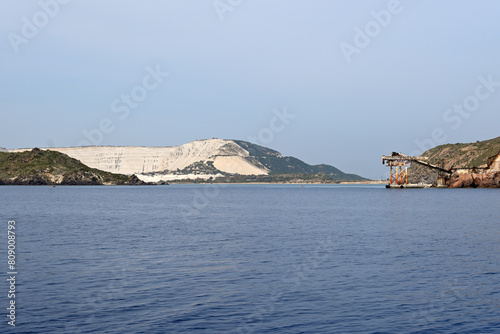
[490,154,500,172]
[213,156,268,175]
[8,139,269,177]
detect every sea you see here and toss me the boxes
[0,184,499,334]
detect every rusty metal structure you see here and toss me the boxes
[382,152,452,187]
[382,149,500,188]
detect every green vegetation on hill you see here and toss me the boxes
[158,140,366,181]
[409,136,500,183]
[166,172,346,184]
[234,140,367,181]
[0,148,144,185]
[422,136,500,168]
[233,140,281,157]
[213,173,344,183]
[423,137,500,168]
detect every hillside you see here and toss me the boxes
[8,139,367,182]
[0,148,145,185]
[408,136,500,183]
[233,140,363,180]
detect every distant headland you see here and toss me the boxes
[2,137,499,187]
[0,139,366,185]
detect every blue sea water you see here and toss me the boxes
[0,184,499,333]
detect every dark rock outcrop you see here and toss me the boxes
[11,175,52,185]
[61,172,102,185]
[125,175,146,185]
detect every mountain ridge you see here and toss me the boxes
[7,139,367,182]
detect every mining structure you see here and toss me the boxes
[381,151,500,188]
[382,153,451,188]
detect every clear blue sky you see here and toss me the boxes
[1,0,500,179]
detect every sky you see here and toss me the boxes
[1,0,500,179]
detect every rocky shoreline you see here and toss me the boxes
[447,172,500,188]
[0,171,147,186]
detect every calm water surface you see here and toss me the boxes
[0,185,499,333]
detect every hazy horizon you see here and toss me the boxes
[2,0,500,179]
